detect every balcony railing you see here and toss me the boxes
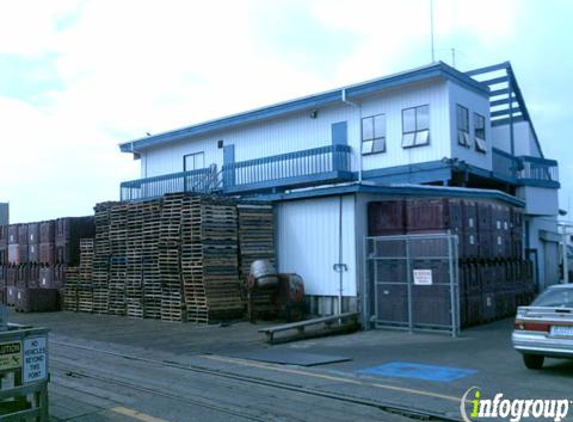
[120,166,218,201]
[492,148,559,188]
[519,156,559,186]
[222,144,354,193]
[120,145,355,201]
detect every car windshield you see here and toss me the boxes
[532,288,573,307]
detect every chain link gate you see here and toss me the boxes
[365,234,460,337]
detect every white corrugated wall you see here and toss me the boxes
[276,195,357,297]
[141,78,466,179]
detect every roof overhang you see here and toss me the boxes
[248,182,525,208]
[120,61,488,153]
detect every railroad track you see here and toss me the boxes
[50,340,462,422]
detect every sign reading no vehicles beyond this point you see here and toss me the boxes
[23,337,48,383]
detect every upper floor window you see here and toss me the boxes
[402,105,430,148]
[184,152,205,171]
[456,104,469,147]
[362,114,386,154]
[474,113,486,153]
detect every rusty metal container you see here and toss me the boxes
[40,220,55,243]
[14,287,59,312]
[8,225,19,244]
[8,244,19,265]
[28,243,40,263]
[39,265,55,288]
[39,243,56,265]
[368,200,406,236]
[0,225,8,247]
[17,224,28,245]
[55,217,95,265]
[406,198,462,234]
[27,223,39,244]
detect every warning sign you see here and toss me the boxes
[0,341,22,371]
[413,269,433,286]
[23,337,48,383]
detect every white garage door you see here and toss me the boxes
[276,196,357,297]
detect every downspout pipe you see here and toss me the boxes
[341,89,362,183]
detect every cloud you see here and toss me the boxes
[0,0,570,222]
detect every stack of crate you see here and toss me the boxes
[63,266,79,311]
[142,200,162,319]
[78,239,94,312]
[125,202,144,318]
[237,203,275,280]
[93,202,114,314]
[108,203,128,315]
[159,193,185,321]
[183,196,243,323]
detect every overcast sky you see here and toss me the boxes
[1,0,572,223]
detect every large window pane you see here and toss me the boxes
[402,108,416,133]
[417,105,430,130]
[372,138,386,153]
[475,137,486,152]
[415,130,429,146]
[184,152,205,171]
[374,114,386,138]
[475,113,485,139]
[362,140,374,154]
[362,117,374,141]
[457,105,468,132]
[402,133,415,148]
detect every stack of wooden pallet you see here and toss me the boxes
[67,194,275,323]
[63,266,79,311]
[182,196,244,323]
[78,239,94,312]
[142,200,162,319]
[93,202,114,314]
[108,203,127,316]
[159,193,185,322]
[237,203,276,279]
[125,202,144,318]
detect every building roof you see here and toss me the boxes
[249,182,526,207]
[120,61,489,153]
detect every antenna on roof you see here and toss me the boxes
[430,0,435,62]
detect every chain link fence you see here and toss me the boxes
[365,234,460,336]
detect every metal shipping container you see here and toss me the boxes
[368,201,406,236]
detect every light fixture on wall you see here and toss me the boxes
[217,140,224,149]
[309,109,318,119]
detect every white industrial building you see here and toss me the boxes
[119,61,560,322]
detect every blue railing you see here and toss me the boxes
[120,166,217,201]
[519,156,559,186]
[222,144,353,192]
[492,148,559,187]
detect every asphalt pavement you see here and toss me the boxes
[8,311,573,422]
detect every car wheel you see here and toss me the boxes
[523,354,544,370]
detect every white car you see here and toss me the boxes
[512,284,573,369]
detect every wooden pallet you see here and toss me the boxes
[237,203,276,281]
[63,266,80,312]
